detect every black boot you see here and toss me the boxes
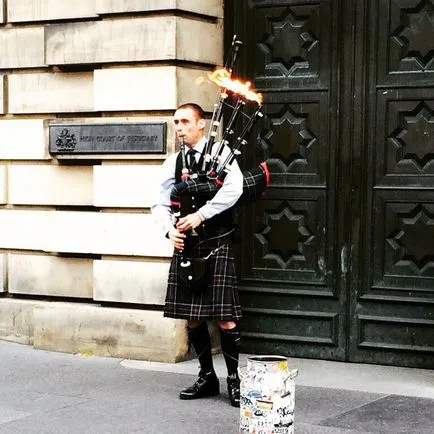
[180,322,219,400]
[179,370,219,400]
[219,326,241,407]
[227,374,241,408]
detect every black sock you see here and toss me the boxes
[219,326,241,378]
[188,322,215,375]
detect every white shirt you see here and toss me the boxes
[151,137,243,236]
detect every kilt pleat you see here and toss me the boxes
[164,240,242,321]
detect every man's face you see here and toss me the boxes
[174,108,206,147]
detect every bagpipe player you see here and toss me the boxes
[151,103,244,407]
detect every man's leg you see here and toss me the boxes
[218,320,241,407]
[179,320,219,400]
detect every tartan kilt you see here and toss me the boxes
[164,239,242,321]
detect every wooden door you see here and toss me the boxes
[228,0,434,368]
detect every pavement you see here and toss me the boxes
[0,340,433,434]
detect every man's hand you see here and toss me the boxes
[176,212,202,232]
[167,229,186,250]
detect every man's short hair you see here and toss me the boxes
[176,103,206,120]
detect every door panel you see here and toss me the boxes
[230,0,434,367]
[352,0,434,367]
[232,0,345,361]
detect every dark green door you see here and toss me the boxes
[228,0,434,368]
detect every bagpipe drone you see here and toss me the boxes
[170,36,270,223]
[170,36,270,288]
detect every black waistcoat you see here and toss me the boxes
[175,152,233,238]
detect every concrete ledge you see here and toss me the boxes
[33,303,188,362]
[0,299,45,344]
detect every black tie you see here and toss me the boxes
[187,148,197,171]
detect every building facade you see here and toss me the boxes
[0,0,433,368]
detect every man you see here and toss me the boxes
[151,103,243,407]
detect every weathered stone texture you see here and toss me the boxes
[0,254,5,292]
[94,164,160,208]
[177,17,223,65]
[0,75,4,114]
[0,27,45,68]
[94,66,217,112]
[0,120,48,160]
[7,0,97,22]
[0,210,173,257]
[0,166,6,204]
[32,303,188,362]
[45,17,222,66]
[8,72,93,114]
[94,259,169,304]
[8,165,93,205]
[96,0,223,17]
[0,300,189,361]
[8,254,93,298]
[0,299,44,344]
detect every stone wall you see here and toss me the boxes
[0,0,224,362]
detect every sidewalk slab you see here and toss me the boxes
[0,340,433,434]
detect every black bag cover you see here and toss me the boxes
[178,258,207,293]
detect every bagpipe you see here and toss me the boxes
[170,36,269,223]
[170,37,270,289]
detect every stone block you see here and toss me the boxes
[0,27,45,68]
[94,164,160,208]
[8,254,93,298]
[0,1,4,22]
[0,75,4,114]
[177,17,223,65]
[93,259,169,304]
[0,119,48,160]
[33,303,188,362]
[7,0,97,22]
[0,299,44,344]
[96,0,223,17]
[45,17,222,66]
[8,165,93,205]
[0,210,51,251]
[8,72,93,114]
[0,254,5,292]
[0,210,173,257]
[0,166,6,204]
[94,66,217,112]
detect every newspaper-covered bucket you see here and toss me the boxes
[239,356,298,434]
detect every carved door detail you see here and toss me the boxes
[354,0,434,367]
[230,0,434,367]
